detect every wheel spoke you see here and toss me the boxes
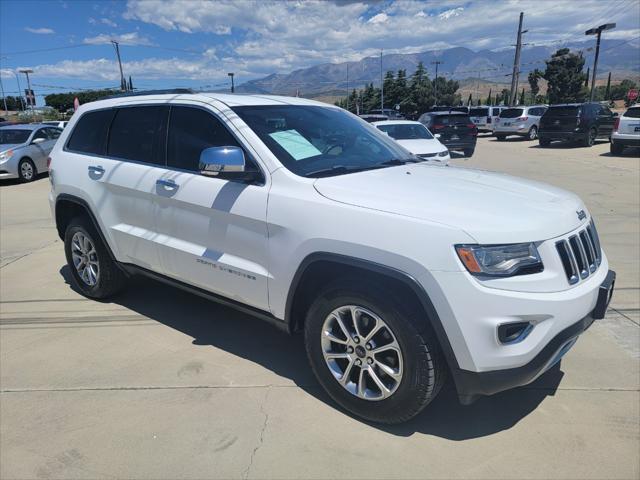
[325,352,350,360]
[339,359,355,386]
[331,313,352,341]
[357,367,366,397]
[350,306,364,338]
[367,366,391,398]
[323,330,348,345]
[375,359,401,379]
[364,317,384,342]
[372,341,400,356]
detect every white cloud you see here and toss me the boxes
[368,12,388,24]
[438,7,464,20]
[83,32,153,46]
[25,27,55,34]
[101,18,118,28]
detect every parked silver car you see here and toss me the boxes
[0,124,62,182]
[494,105,548,141]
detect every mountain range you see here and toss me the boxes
[236,39,640,97]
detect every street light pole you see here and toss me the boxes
[0,75,8,115]
[13,71,25,111]
[380,49,384,112]
[18,69,34,110]
[431,61,443,106]
[585,23,616,102]
[111,40,126,91]
[227,72,235,93]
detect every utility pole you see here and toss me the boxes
[227,72,235,93]
[13,71,25,111]
[0,75,7,115]
[111,40,126,91]
[586,23,616,101]
[509,12,527,106]
[18,69,34,111]
[431,60,443,105]
[380,49,384,111]
[346,63,349,111]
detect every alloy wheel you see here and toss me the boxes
[321,305,403,401]
[71,231,100,286]
[20,161,34,180]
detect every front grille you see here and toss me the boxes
[556,221,602,285]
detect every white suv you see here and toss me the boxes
[49,91,615,424]
[610,105,640,154]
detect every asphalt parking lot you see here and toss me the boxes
[1,136,639,479]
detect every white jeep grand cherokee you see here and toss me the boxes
[49,91,615,424]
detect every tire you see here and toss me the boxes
[539,138,550,147]
[463,148,475,157]
[527,126,538,141]
[610,141,624,155]
[582,128,597,147]
[496,135,506,141]
[64,216,126,299]
[304,278,445,424]
[18,158,36,182]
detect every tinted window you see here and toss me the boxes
[599,105,613,116]
[500,108,524,118]
[167,106,241,171]
[108,106,167,164]
[0,129,31,145]
[492,108,502,116]
[46,128,62,139]
[469,108,489,116]
[232,105,414,178]
[67,109,114,155]
[546,106,580,116]
[33,128,48,141]
[432,114,471,125]
[624,107,640,118]
[376,123,433,140]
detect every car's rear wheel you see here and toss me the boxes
[496,135,506,141]
[18,158,36,182]
[582,127,597,147]
[527,126,538,141]
[610,141,624,155]
[304,278,445,424]
[64,216,126,299]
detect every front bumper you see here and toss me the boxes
[451,270,615,403]
[0,170,18,180]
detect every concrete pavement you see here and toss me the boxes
[1,137,638,479]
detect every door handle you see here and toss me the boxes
[88,165,105,178]
[156,179,179,191]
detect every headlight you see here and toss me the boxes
[455,243,543,277]
[438,150,449,157]
[0,149,13,161]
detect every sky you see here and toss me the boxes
[1,0,639,105]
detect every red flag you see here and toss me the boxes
[73,97,80,111]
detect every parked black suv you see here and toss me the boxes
[418,111,477,156]
[538,103,616,147]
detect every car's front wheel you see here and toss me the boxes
[304,278,445,424]
[64,216,126,299]
[18,158,36,182]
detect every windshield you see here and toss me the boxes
[625,107,640,118]
[0,129,31,145]
[547,106,580,116]
[232,105,415,177]
[500,108,524,118]
[469,108,489,116]
[376,123,433,140]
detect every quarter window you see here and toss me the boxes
[107,106,168,164]
[32,128,48,141]
[67,109,115,155]
[167,106,241,171]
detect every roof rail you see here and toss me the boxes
[104,88,193,99]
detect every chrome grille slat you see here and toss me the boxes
[556,222,602,285]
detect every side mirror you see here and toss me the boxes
[435,133,442,139]
[199,146,245,176]
[613,112,619,117]
[32,137,45,145]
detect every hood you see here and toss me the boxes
[395,138,446,155]
[314,164,586,244]
[0,144,24,153]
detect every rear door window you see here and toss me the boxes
[546,106,579,116]
[166,106,241,172]
[67,109,115,155]
[624,107,640,118]
[107,106,168,165]
[469,108,489,117]
[32,128,48,141]
[500,108,524,118]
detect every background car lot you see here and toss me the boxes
[1,137,638,479]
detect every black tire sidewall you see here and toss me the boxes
[18,158,36,182]
[528,126,537,140]
[305,282,441,424]
[64,219,121,298]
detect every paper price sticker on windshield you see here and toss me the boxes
[269,129,321,160]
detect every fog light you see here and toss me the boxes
[498,322,533,344]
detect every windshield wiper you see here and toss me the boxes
[306,164,388,178]
[378,158,421,166]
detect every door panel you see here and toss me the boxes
[153,105,270,310]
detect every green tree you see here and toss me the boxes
[543,48,588,103]
[407,62,433,114]
[45,89,116,112]
[500,88,510,105]
[519,88,525,106]
[1,96,26,111]
[528,69,542,99]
